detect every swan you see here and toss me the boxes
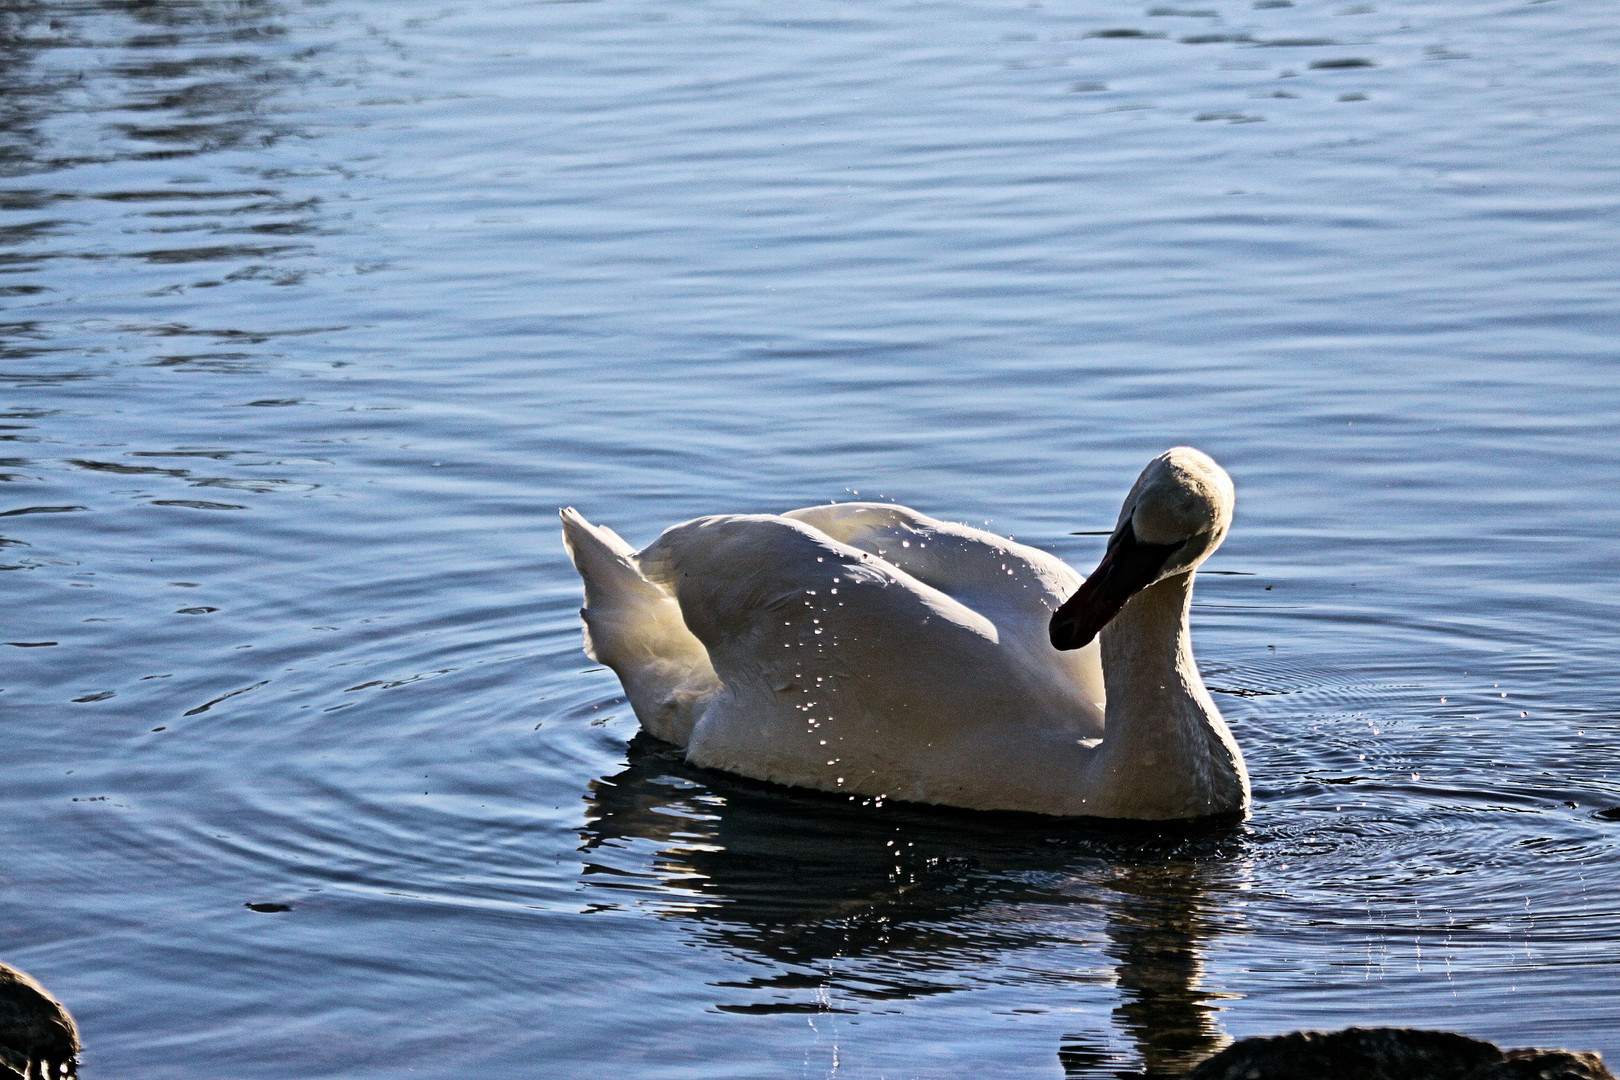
[560,447,1248,820]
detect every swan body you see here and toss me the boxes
[561,448,1249,820]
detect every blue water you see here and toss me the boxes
[2,0,1619,1076]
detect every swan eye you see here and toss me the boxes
[1108,519,1189,561]
[1129,530,1190,580]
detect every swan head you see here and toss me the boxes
[1049,447,1234,651]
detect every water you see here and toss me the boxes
[2,0,1618,1076]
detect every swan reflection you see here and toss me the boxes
[580,734,1246,1077]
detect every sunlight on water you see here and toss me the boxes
[1,0,1618,1077]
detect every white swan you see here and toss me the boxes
[560,447,1248,820]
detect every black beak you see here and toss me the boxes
[1049,523,1186,650]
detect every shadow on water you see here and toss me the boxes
[581,734,1247,1078]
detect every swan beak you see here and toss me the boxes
[1050,524,1185,650]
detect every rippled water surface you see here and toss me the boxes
[2,0,1619,1076]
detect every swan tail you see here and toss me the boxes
[559,508,719,746]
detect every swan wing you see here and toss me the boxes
[783,501,1080,613]
[784,502,1104,708]
[636,512,1104,802]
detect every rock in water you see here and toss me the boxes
[0,963,79,1079]
[1189,1027,1614,1080]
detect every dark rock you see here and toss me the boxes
[1189,1027,1614,1080]
[0,962,79,1079]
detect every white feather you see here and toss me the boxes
[560,449,1249,819]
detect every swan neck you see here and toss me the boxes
[1086,570,1249,819]
[1101,570,1197,689]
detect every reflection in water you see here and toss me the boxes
[1,0,301,172]
[0,0,315,336]
[0,0,57,179]
[1091,863,1235,1078]
[582,735,1245,1076]
[0,0,335,568]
